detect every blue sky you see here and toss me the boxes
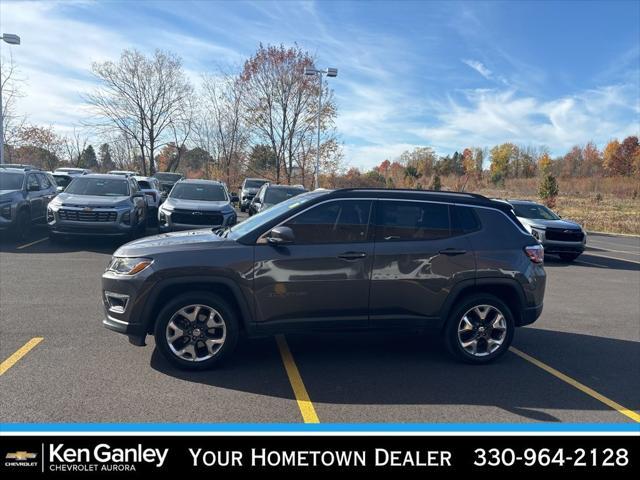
[1,0,639,169]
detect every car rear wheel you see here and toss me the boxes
[154,293,239,370]
[559,252,580,262]
[444,294,514,364]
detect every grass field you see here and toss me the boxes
[441,175,640,235]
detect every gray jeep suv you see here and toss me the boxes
[102,188,546,370]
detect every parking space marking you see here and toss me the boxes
[0,337,44,376]
[275,335,319,423]
[16,237,48,250]
[574,259,609,268]
[585,252,640,265]
[510,347,640,423]
[588,246,640,256]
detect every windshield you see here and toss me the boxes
[153,172,183,182]
[137,180,151,189]
[65,178,129,196]
[244,179,267,189]
[53,175,73,188]
[265,187,306,205]
[170,183,227,201]
[512,203,560,220]
[0,172,24,190]
[227,190,326,239]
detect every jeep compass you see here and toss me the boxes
[102,188,546,370]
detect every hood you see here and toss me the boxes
[55,193,131,208]
[164,197,232,212]
[242,187,259,194]
[518,217,582,230]
[114,229,229,257]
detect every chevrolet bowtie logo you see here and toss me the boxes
[83,207,93,212]
[6,451,37,460]
[192,211,203,215]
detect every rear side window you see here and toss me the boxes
[451,205,481,234]
[284,200,372,244]
[375,201,450,241]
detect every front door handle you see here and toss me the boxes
[338,252,367,260]
[439,248,467,256]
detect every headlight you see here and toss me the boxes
[121,211,131,224]
[0,203,11,219]
[47,207,55,223]
[531,227,545,242]
[107,257,153,275]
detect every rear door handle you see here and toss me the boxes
[439,248,467,256]
[338,252,367,260]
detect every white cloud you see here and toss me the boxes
[413,85,640,153]
[462,59,492,80]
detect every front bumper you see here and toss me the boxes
[541,240,585,254]
[0,203,17,231]
[519,303,543,326]
[48,206,135,237]
[102,269,152,346]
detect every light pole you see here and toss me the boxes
[304,66,337,189]
[0,33,21,165]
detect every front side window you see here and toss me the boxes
[27,174,40,191]
[284,200,372,244]
[65,178,129,196]
[170,183,227,201]
[37,173,52,189]
[376,201,450,241]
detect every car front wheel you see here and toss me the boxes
[154,293,239,370]
[444,294,514,364]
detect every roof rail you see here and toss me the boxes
[337,187,490,200]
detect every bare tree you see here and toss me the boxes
[62,127,89,167]
[201,71,248,185]
[239,44,337,184]
[1,53,27,161]
[85,49,193,175]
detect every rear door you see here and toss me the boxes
[369,200,476,326]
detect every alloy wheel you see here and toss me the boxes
[165,304,227,362]
[457,304,508,357]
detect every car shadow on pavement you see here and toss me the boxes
[545,254,639,271]
[151,327,639,422]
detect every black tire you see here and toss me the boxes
[240,206,246,213]
[154,292,239,370]
[14,209,31,241]
[559,252,580,262]
[444,293,515,364]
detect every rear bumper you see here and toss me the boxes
[519,303,543,326]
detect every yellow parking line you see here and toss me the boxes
[0,337,44,376]
[16,237,48,250]
[510,347,640,423]
[275,335,319,423]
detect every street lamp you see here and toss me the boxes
[0,33,21,165]
[304,66,338,189]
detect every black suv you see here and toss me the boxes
[0,166,58,239]
[102,189,546,369]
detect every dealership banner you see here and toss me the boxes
[1,435,637,475]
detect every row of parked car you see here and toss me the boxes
[0,164,586,261]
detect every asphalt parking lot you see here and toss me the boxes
[0,215,639,425]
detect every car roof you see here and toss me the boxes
[324,188,514,212]
[79,174,130,180]
[0,167,29,173]
[507,199,540,205]
[266,184,307,190]
[176,179,223,185]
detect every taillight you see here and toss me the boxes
[524,244,544,264]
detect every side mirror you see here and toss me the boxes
[267,226,294,245]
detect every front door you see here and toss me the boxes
[253,199,374,328]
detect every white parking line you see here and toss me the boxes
[585,252,640,265]
[16,237,49,250]
[587,245,640,256]
[575,259,609,268]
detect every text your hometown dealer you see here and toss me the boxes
[50,444,168,468]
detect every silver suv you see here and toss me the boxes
[47,174,147,240]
